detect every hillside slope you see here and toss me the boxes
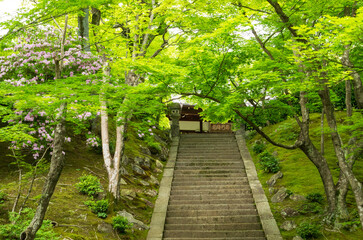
[0,127,170,240]
[246,112,363,240]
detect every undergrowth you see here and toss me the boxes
[247,112,363,240]
[0,208,59,240]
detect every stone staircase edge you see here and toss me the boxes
[235,133,282,240]
[147,137,180,240]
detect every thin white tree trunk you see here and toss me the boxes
[100,60,125,200]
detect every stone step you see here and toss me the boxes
[176,159,242,162]
[173,172,245,177]
[170,189,251,195]
[177,153,241,156]
[180,138,235,141]
[179,146,237,149]
[174,169,244,174]
[179,140,237,142]
[164,223,262,231]
[172,176,248,181]
[171,179,249,186]
[177,156,241,160]
[167,203,256,211]
[181,134,234,137]
[171,184,249,189]
[174,166,243,170]
[181,133,234,136]
[163,230,265,238]
[176,158,241,161]
[171,184,250,190]
[180,138,236,141]
[165,215,260,225]
[166,209,257,218]
[172,174,247,180]
[175,162,242,166]
[174,165,243,169]
[177,150,240,154]
[178,146,238,149]
[168,199,255,205]
[169,193,253,201]
[164,238,266,240]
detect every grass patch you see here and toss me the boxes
[247,112,363,239]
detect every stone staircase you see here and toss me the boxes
[163,133,266,240]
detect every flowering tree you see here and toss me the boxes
[0,18,103,239]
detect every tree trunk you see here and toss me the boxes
[21,17,69,239]
[318,86,363,229]
[341,45,361,111]
[351,71,363,109]
[20,103,67,240]
[345,80,353,117]
[100,61,125,200]
[78,8,90,52]
[321,108,324,155]
[336,170,350,221]
[298,90,337,215]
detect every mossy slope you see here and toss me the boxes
[247,112,363,240]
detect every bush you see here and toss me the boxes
[340,220,360,231]
[252,142,266,154]
[259,151,280,173]
[85,199,109,218]
[75,174,102,197]
[0,191,6,204]
[0,208,59,240]
[299,202,323,215]
[275,122,299,141]
[112,215,133,233]
[297,222,321,239]
[306,193,324,204]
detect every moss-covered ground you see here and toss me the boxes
[0,125,169,240]
[246,112,363,240]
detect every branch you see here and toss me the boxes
[263,28,282,46]
[235,3,272,14]
[266,0,307,43]
[60,15,68,70]
[140,0,156,54]
[179,91,301,150]
[150,26,169,58]
[250,25,275,60]
[205,51,227,97]
[0,11,76,42]
[196,58,210,84]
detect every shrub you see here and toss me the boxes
[306,193,324,204]
[112,215,133,233]
[340,220,360,231]
[259,151,280,173]
[0,191,6,204]
[252,142,266,154]
[299,202,323,215]
[275,122,299,141]
[85,199,109,218]
[75,174,102,197]
[286,189,293,197]
[0,208,59,240]
[297,222,321,239]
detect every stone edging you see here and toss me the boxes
[235,132,283,240]
[146,136,179,240]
